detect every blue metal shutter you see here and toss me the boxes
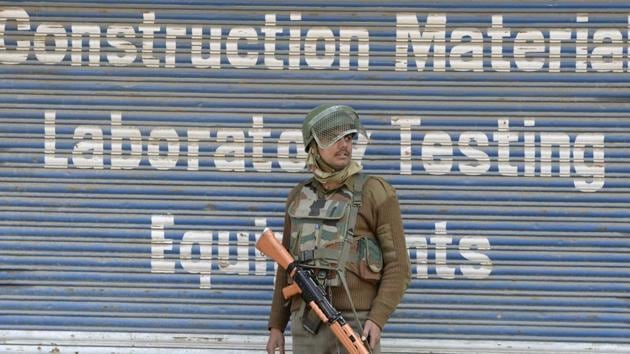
[0,1,628,352]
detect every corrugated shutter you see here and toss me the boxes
[0,1,629,353]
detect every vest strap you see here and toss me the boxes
[337,173,369,269]
[336,173,370,341]
[300,248,343,263]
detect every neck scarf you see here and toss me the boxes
[306,145,362,190]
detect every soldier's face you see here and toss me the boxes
[317,134,353,171]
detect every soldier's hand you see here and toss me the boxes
[266,327,285,354]
[361,319,381,350]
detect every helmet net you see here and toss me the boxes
[311,110,358,149]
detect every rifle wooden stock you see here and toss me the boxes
[256,228,370,354]
[257,228,294,271]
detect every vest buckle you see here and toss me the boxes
[300,250,315,262]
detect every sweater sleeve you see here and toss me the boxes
[365,178,411,329]
[267,185,301,332]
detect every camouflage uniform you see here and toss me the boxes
[268,173,411,354]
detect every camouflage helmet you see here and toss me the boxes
[302,104,362,152]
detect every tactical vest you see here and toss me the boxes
[287,174,383,287]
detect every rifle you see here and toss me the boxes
[257,228,370,354]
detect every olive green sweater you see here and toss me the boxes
[267,175,411,331]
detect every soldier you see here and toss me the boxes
[266,104,411,354]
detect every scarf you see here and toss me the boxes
[306,144,362,190]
